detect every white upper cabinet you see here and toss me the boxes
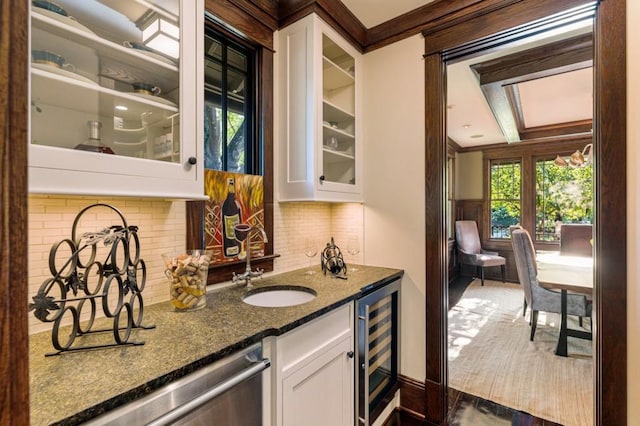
[29,0,205,199]
[277,14,363,202]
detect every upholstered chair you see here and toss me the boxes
[511,229,591,341]
[455,220,506,286]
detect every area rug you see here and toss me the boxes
[448,280,593,426]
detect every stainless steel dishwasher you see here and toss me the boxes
[86,343,269,425]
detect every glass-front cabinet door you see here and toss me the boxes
[277,13,362,202]
[29,0,204,198]
[321,35,357,188]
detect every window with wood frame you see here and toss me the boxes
[204,29,256,173]
[489,160,521,239]
[535,157,593,241]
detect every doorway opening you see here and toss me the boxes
[445,17,595,425]
[422,1,627,425]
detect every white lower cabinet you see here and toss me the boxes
[265,303,355,426]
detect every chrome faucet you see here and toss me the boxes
[232,226,268,288]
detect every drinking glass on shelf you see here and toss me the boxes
[304,238,318,275]
[347,235,360,272]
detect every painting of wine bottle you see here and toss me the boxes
[203,170,264,264]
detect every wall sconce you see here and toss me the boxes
[141,14,179,59]
[554,143,593,168]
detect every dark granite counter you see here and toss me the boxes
[29,264,403,425]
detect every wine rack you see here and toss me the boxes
[28,203,155,356]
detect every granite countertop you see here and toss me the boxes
[29,264,403,425]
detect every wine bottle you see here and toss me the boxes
[222,178,242,257]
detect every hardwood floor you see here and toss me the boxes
[389,389,559,425]
[445,389,561,425]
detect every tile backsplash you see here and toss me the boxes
[273,202,364,272]
[27,196,363,334]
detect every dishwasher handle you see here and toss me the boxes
[146,358,271,426]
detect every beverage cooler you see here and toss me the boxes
[356,278,400,425]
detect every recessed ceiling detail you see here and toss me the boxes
[517,68,592,128]
[470,33,593,144]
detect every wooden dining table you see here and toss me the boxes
[536,251,593,357]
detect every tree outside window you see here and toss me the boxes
[204,32,253,173]
[535,159,593,241]
[490,161,521,238]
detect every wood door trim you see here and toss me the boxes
[423,51,448,424]
[593,0,627,422]
[424,0,627,425]
[1,0,30,424]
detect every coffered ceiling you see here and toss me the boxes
[446,19,593,148]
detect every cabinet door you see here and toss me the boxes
[277,14,362,202]
[282,335,354,426]
[318,30,360,196]
[29,0,204,198]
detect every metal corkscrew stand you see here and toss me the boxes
[28,203,155,356]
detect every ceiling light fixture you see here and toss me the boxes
[554,143,593,168]
[140,12,179,59]
[115,105,128,111]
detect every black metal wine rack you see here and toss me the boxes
[29,203,155,356]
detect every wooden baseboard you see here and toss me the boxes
[398,375,426,422]
[381,409,401,426]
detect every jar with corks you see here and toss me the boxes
[162,250,212,311]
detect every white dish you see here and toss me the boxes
[129,92,177,107]
[32,62,99,86]
[127,48,177,66]
[32,7,96,35]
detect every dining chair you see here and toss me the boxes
[508,225,529,316]
[511,229,591,341]
[560,224,593,257]
[455,220,505,286]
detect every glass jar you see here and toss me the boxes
[162,250,212,311]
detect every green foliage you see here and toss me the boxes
[488,158,593,240]
[490,162,521,229]
[536,160,593,238]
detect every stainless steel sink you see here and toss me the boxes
[242,285,317,307]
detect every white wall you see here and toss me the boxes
[455,151,483,199]
[362,34,426,380]
[626,2,639,421]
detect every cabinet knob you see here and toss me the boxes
[347,351,354,358]
[187,157,197,165]
[319,175,325,182]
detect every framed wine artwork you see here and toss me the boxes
[203,170,265,264]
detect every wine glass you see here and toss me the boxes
[347,235,360,272]
[304,238,318,275]
[234,223,251,260]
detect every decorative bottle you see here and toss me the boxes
[74,120,115,154]
[222,177,242,257]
